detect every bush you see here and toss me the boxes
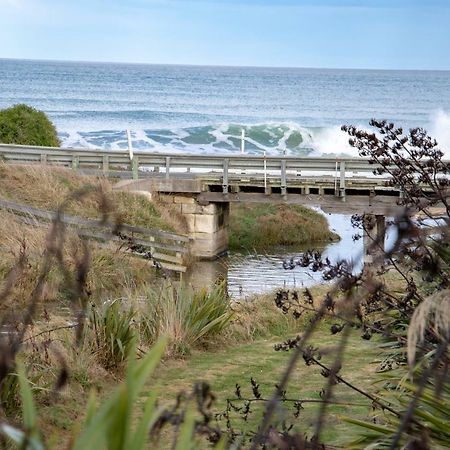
[142,281,232,356]
[0,104,60,147]
[87,300,136,370]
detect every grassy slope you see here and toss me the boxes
[0,163,186,309]
[229,203,339,251]
[0,163,186,231]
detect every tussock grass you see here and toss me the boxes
[142,281,233,356]
[227,293,300,341]
[0,163,188,310]
[86,299,136,370]
[229,203,339,251]
[0,162,186,232]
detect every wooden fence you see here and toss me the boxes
[0,198,189,272]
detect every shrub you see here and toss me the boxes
[0,104,60,147]
[142,281,232,356]
[87,300,136,370]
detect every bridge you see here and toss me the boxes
[0,143,409,260]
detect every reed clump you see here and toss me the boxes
[86,300,136,370]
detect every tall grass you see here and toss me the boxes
[0,372,20,417]
[0,162,186,233]
[229,203,339,251]
[142,281,233,356]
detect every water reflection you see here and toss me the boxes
[187,213,397,299]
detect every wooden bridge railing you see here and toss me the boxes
[0,143,389,195]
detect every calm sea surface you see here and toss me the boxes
[0,59,447,296]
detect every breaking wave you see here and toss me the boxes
[59,111,450,158]
[59,122,358,156]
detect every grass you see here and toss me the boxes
[229,203,339,251]
[142,281,233,356]
[86,299,136,370]
[2,282,384,448]
[0,162,186,232]
[0,210,160,310]
[0,163,187,310]
[146,328,380,447]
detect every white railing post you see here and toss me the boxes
[334,160,338,194]
[165,156,171,179]
[339,160,346,201]
[281,159,287,198]
[126,129,133,160]
[126,129,138,180]
[223,158,229,194]
[263,151,267,193]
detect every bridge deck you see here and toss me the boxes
[0,143,420,214]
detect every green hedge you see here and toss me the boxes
[0,104,60,147]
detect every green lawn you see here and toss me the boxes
[145,329,380,447]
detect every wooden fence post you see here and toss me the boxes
[102,155,109,174]
[71,155,79,170]
[165,157,171,179]
[132,156,139,180]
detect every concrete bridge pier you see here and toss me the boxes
[159,194,229,260]
[363,214,386,266]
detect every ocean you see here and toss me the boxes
[1,58,450,156]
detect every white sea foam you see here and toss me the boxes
[309,125,360,157]
[59,113,450,159]
[63,131,96,149]
[208,124,235,148]
[430,110,450,158]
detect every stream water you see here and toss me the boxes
[187,213,360,298]
[187,212,398,299]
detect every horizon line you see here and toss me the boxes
[2,56,450,73]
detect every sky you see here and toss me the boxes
[1,0,450,70]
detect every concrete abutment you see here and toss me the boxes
[159,193,229,260]
[363,214,386,266]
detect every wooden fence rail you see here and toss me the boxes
[0,198,189,272]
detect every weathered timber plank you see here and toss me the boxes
[76,229,188,254]
[0,198,189,246]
